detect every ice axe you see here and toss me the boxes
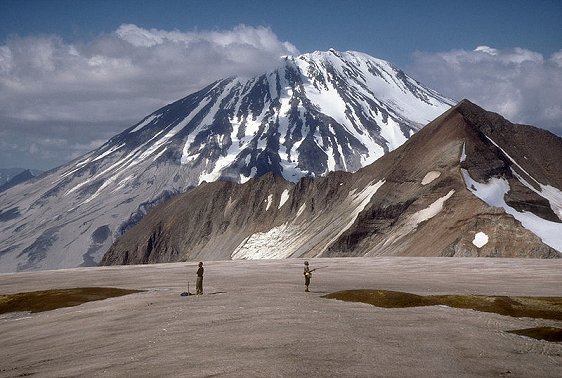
[180,282,193,297]
[310,265,329,273]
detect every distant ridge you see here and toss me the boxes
[0,169,41,193]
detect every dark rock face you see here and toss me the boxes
[17,227,60,271]
[0,169,40,193]
[505,185,560,223]
[440,210,559,259]
[0,207,20,222]
[323,199,416,257]
[102,100,562,265]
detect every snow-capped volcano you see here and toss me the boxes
[118,49,453,183]
[0,50,453,272]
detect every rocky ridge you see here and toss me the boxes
[101,100,562,265]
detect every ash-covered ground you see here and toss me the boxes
[1,257,561,377]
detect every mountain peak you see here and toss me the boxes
[0,49,455,272]
[453,98,508,126]
[101,98,562,266]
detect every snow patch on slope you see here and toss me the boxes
[384,190,455,247]
[130,114,162,133]
[512,171,562,222]
[279,189,290,209]
[421,171,441,185]
[472,232,489,248]
[485,135,562,222]
[230,224,298,259]
[231,179,386,260]
[338,180,386,236]
[92,144,125,163]
[461,169,562,253]
[410,190,455,227]
[460,142,467,162]
[265,194,273,211]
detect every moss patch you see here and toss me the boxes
[0,287,143,315]
[323,290,562,320]
[507,327,562,342]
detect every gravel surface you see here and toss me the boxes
[1,257,561,377]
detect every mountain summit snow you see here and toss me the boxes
[0,50,453,272]
[122,49,453,183]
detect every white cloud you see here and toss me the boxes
[474,46,498,56]
[408,46,562,136]
[0,24,298,169]
[0,24,298,122]
[551,51,562,68]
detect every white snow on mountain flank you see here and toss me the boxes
[409,190,455,230]
[484,135,562,221]
[422,171,441,185]
[460,137,562,253]
[383,190,455,247]
[130,114,162,133]
[460,142,467,162]
[461,169,562,253]
[472,232,489,248]
[338,179,386,235]
[279,189,290,209]
[513,171,562,222]
[169,50,453,185]
[300,51,448,126]
[231,179,385,260]
[320,179,387,255]
[265,194,273,211]
[230,224,298,260]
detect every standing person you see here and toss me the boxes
[196,262,204,295]
[304,261,315,292]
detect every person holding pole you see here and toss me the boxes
[304,261,315,292]
[196,262,204,295]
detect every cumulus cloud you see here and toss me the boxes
[408,46,562,136]
[0,24,298,169]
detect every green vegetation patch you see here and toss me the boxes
[323,290,562,320]
[507,327,562,342]
[0,287,143,315]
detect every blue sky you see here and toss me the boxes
[0,0,561,169]
[2,0,560,67]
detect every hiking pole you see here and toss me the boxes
[311,266,329,272]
